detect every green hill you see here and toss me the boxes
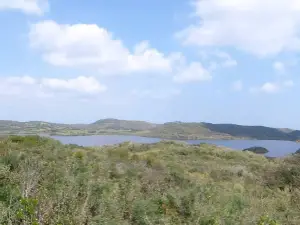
[1,119,300,141]
[140,122,233,140]
[91,118,157,131]
[1,135,300,224]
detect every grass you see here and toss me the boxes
[1,136,300,224]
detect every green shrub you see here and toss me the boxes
[257,215,279,225]
[264,164,300,191]
[15,197,39,225]
[8,135,50,147]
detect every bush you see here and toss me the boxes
[257,215,279,225]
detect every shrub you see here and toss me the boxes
[264,164,300,191]
[257,215,279,225]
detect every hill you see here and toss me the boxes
[139,122,233,140]
[1,119,300,141]
[1,135,300,224]
[91,118,157,131]
[202,122,296,140]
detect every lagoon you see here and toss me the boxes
[51,135,300,157]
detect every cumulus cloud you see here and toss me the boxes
[250,80,294,94]
[41,76,107,94]
[173,62,212,83]
[6,76,36,85]
[198,50,237,70]
[177,0,300,56]
[0,0,48,15]
[213,51,237,68]
[29,20,180,75]
[28,20,217,84]
[0,76,106,98]
[260,82,280,93]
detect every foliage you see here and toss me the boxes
[257,215,279,225]
[1,136,300,224]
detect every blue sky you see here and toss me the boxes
[0,0,300,128]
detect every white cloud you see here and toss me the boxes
[29,20,216,84]
[177,0,300,56]
[232,80,243,91]
[41,76,107,94]
[261,82,280,93]
[6,76,36,85]
[29,20,180,75]
[197,50,237,71]
[251,80,294,94]
[0,0,48,15]
[213,51,237,68]
[0,75,106,97]
[173,62,212,83]
[273,61,285,73]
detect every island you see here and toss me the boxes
[295,148,300,154]
[243,146,269,154]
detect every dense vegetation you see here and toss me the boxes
[1,119,300,141]
[1,136,300,224]
[243,146,269,154]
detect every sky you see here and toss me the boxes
[0,0,300,128]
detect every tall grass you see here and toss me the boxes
[0,136,299,224]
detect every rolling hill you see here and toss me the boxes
[0,119,300,141]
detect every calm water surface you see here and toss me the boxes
[51,135,300,157]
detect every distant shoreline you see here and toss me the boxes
[1,118,300,141]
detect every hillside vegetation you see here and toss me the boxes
[1,136,300,224]
[139,122,233,140]
[1,119,300,141]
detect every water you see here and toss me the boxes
[52,135,161,146]
[51,135,300,157]
[188,139,300,157]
